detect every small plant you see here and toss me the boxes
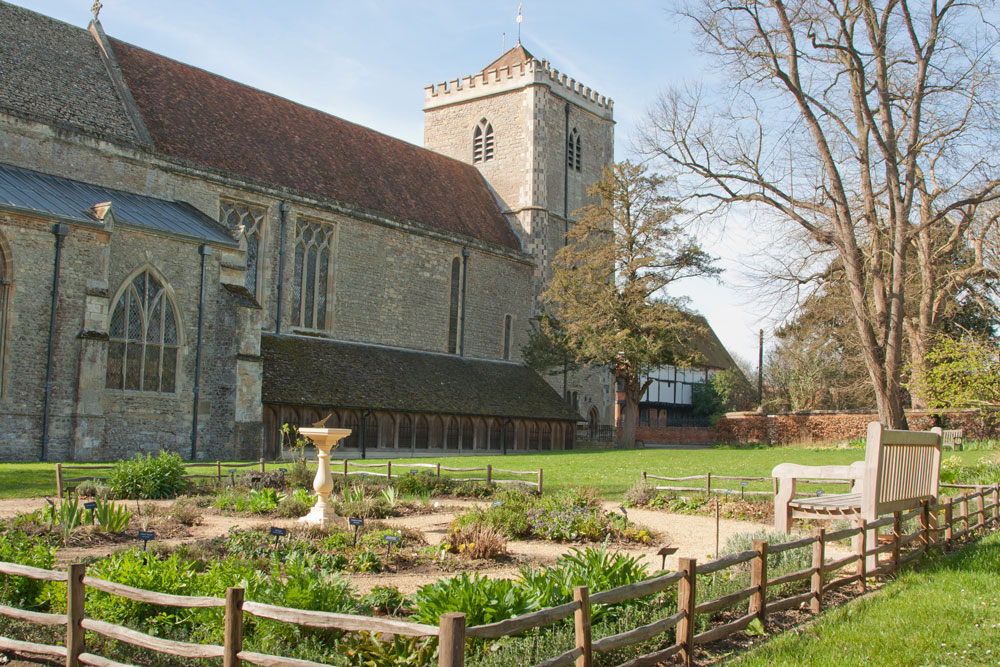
[248,488,284,514]
[381,486,399,508]
[76,480,111,499]
[276,495,312,518]
[361,585,406,615]
[443,522,507,560]
[410,573,534,626]
[42,497,83,545]
[293,488,314,505]
[167,498,202,527]
[215,487,250,513]
[107,451,187,499]
[91,497,132,533]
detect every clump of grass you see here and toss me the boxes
[443,522,508,560]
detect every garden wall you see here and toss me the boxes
[635,425,718,446]
[716,408,1000,444]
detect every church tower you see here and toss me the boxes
[424,44,615,428]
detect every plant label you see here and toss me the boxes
[269,527,287,537]
[817,489,825,496]
[383,535,401,543]
[279,468,287,473]
[137,531,155,550]
[492,501,503,507]
[740,481,748,487]
[349,517,364,527]
[84,501,97,510]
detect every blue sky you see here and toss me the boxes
[12,0,768,364]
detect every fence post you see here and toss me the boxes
[223,586,244,667]
[892,512,902,575]
[977,490,987,535]
[944,501,954,550]
[811,528,824,614]
[749,540,768,627]
[960,496,969,535]
[642,471,647,484]
[854,521,867,592]
[993,484,1000,527]
[705,472,712,497]
[677,557,697,667]
[485,464,492,485]
[387,461,392,480]
[56,463,63,499]
[573,586,592,667]
[216,461,221,482]
[66,562,86,667]
[920,500,931,548]
[344,459,349,478]
[438,612,466,667]
[259,458,265,473]
[436,463,441,478]
[537,469,543,495]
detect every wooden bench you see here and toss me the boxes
[942,428,963,451]
[773,422,943,537]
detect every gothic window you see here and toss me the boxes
[473,118,494,163]
[541,423,552,450]
[397,415,413,449]
[446,418,460,449]
[414,416,430,449]
[567,128,581,172]
[106,270,179,393]
[502,314,512,360]
[461,418,474,450]
[220,201,266,300]
[292,218,335,330]
[528,423,540,450]
[447,258,461,354]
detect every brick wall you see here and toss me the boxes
[635,425,718,446]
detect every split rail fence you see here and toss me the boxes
[3,484,997,667]
[336,460,543,493]
[55,460,269,498]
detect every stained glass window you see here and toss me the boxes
[106,270,179,393]
[292,219,335,330]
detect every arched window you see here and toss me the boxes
[446,418,460,450]
[292,218,335,330]
[502,314,512,360]
[447,258,461,354]
[488,420,502,450]
[473,119,495,163]
[461,418,474,450]
[541,423,552,451]
[567,128,581,172]
[106,269,179,393]
[397,415,413,449]
[528,423,540,450]
[414,415,430,449]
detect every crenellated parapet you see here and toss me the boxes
[424,57,614,120]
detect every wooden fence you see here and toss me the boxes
[55,460,269,498]
[3,484,997,667]
[337,461,543,493]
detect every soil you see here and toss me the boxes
[0,496,778,594]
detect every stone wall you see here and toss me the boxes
[717,409,1000,444]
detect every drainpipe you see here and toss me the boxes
[40,223,69,462]
[459,247,470,357]
[360,408,373,460]
[190,244,212,460]
[562,103,570,403]
[274,201,290,334]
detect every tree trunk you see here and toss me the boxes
[619,381,642,449]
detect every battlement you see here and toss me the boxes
[424,57,614,120]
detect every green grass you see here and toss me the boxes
[728,532,1000,666]
[1,447,992,500]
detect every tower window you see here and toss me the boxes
[567,128,581,172]
[447,258,461,353]
[106,269,179,393]
[473,119,495,163]
[292,218,335,330]
[502,314,512,360]
[220,201,266,300]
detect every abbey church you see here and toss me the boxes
[0,1,630,461]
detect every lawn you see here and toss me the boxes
[728,531,1000,666]
[0,446,991,500]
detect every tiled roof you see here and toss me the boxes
[262,334,581,422]
[0,2,138,141]
[481,44,537,72]
[106,38,521,251]
[690,314,739,370]
[0,162,237,246]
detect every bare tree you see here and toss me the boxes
[643,0,1000,427]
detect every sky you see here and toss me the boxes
[12,0,772,365]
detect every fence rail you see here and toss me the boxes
[55,460,270,498]
[3,484,997,667]
[335,460,543,493]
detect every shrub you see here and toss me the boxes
[410,573,533,626]
[276,495,312,518]
[0,531,56,608]
[167,498,202,526]
[361,585,405,615]
[91,497,132,533]
[76,480,111,499]
[108,451,187,499]
[443,522,508,560]
[286,459,314,489]
[239,470,286,490]
[623,480,658,507]
[248,488,284,514]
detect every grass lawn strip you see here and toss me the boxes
[1,447,993,500]
[727,532,1000,666]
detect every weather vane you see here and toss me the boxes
[516,3,523,44]
[91,0,103,20]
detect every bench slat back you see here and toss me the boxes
[861,422,942,519]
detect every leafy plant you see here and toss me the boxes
[443,522,508,560]
[0,530,57,608]
[107,451,187,499]
[381,486,399,508]
[92,497,132,533]
[410,573,534,627]
[361,585,405,616]
[248,488,284,514]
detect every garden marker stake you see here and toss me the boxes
[349,517,364,546]
[270,526,287,549]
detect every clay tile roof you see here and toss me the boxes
[481,44,537,73]
[105,38,521,251]
[262,334,581,422]
[0,2,138,141]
